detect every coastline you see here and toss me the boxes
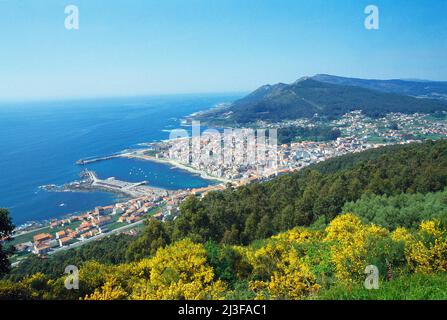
[121,152,232,184]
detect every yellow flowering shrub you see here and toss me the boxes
[20,273,51,299]
[249,248,320,300]
[272,227,320,244]
[77,261,116,295]
[420,220,444,238]
[246,242,287,279]
[391,227,413,243]
[9,212,447,301]
[129,239,226,300]
[85,280,128,300]
[405,220,447,274]
[245,228,321,300]
[324,213,389,285]
[245,227,318,280]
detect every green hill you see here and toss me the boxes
[198,78,447,124]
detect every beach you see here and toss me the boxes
[121,151,232,184]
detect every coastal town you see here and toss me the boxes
[10,191,191,261]
[146,111,447,181]
[8,110,447,262]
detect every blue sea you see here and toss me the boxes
[0,94,242,225]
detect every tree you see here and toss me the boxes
[0,208,15,276]
[126,219,170,261]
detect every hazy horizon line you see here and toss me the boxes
[0,90,249,105]
[2,73,447,105]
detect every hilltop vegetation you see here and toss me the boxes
[0,209,14,277]
[197,78,447,125]
[343,189,447,230]
[277,125,341,144]
[1,214,447,300]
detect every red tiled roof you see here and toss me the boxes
[59,237,71,244]
[33,233,53,242]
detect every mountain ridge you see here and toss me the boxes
[312,74,447,99]
[195,75,447,124]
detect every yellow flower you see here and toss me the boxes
[130,239,226,300]
[391,227,413,243]
[85,280,128,300]
[324,214,388,285]
[405,220,447,274]
[246,229,320,300]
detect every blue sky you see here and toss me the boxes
[0,0,446,101]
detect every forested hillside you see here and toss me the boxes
[198,78,447,124]
[277,125,341,144]
[2,214,447,300]
[342,189,447,230]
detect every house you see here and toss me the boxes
[136,201,143,209]
[68,231,78,239]
[126,216,140,224]
[64,228,77,238]
[94,207,105,216]
[80,231,93,240]
[92,216,112,227]
[79,228,100,240]
[78,221,92,230]
[58,237,72,247]
[102,205,114,214]
[55,230,66,239]
[133,210,144,217]
[112,206,125,215]
[33,233,53,244]
[33,243,51,255]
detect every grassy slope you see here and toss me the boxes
[316,273,447,300]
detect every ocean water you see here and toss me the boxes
[0,94,242,225]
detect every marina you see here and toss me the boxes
[71,170,169,198]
